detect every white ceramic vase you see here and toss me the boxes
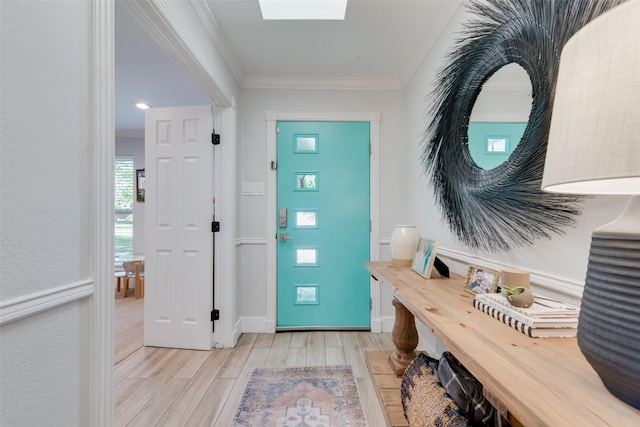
[390,225,420,266]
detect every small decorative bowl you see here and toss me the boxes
[502,286,535,308]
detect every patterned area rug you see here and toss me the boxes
[232,365,368,426]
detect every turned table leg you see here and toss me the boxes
[389,297,419,377]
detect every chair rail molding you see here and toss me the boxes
[0,280,94,325]
[379,238,584,302]
[436,247,585,302]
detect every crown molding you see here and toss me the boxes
[401,0,464,87]
[242,75,402,90]
[189,0,245,87]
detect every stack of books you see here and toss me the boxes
[473,293,580,338]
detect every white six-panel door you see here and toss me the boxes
[144,105,214,350]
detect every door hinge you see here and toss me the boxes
[212,221,220,232]
[212,129,221,145]
[211,309,220,321]
[370,298,372,311]
[369,143,372,155]
[271,161,278,170]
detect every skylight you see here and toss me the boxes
[259,0,347,20]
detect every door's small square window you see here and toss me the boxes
[295,285,319,305]
[295,210,318,228]
[486,135,509,153]
[295,248,318,266]
[294,172,318,191]
[294,134,319,153]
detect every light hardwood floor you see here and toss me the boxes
[115,293,144,364]
[114,297,393,426]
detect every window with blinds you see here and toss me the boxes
[115,156,134,265]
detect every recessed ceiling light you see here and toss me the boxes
[134,102,151,110]
[259,0,347,20]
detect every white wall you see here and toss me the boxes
[402,2,629,354]
[115,136,146,255]
[0,1,93,424]
[238,88,407,326]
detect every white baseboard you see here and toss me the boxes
[0,279,94,325]
[237,316,390,334]
[380,316,395,333]
[264,319,276,333]
[370,318,382,333]
[229,325,242,349]
[238,316,270,333]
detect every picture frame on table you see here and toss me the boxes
[411,238,439,278]
[464,264,500,294]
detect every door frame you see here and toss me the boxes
[121,2,237,346]
[265,111,382,334]
[91,1,237,424]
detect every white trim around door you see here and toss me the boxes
[91,0,115,424]
[94,1,239,424]
[265,111,381,333]
[213,101,239,348]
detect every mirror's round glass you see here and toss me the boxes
[468,64,532,169]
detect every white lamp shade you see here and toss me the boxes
[542,0,640,195]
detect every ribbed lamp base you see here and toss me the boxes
[577,231,640,410]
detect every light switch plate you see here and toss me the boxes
[242,182,265,196]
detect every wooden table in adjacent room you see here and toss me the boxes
[116,256,145,299]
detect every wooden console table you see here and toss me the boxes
[365,261,640,427]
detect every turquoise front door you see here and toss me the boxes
[277,121,370,329]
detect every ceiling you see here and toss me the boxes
[115,2,211,135]
[115,0,462,134]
